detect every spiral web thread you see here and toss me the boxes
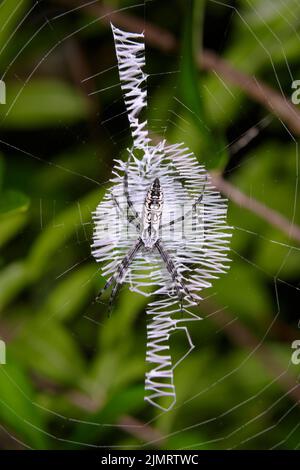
[92,24,231,411]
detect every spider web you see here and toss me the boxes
[0,0,299,450]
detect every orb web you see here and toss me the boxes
[92,23,231,410]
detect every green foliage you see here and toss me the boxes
[3,79,89,129]
[0,0,299,451]
[12,317,86,386]
[0,353,47,449]
[0,0,32,66]
[0,212,28,248]
[179,0,227,169]
[0,189,29,216]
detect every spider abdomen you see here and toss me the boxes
[141,178,163,248]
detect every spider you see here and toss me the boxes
[97,162,206,310]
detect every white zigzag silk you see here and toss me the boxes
[111,24,150,149]
[92,24,231,411]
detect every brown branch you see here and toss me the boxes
[200,50,300,136]
[56,0,300,136]
[211,172,300,243]
[86,2,177,52]
[0,427,29,450]
[118,415,164,444]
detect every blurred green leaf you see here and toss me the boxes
[99,289,149,350]
[12,318,86,386]
[214,262,272,325]
[0,0,31,65]
[27,188,103,281]
[0,189,30,216]
[70,386,145,445]
[0,353,47,449]
[0,212,28,248]
[0,262,28,313]
[180,0,227,169]
[86,341,144,402]
[181,0,205,124]
[255,228,300,278]
[2,79,89,129]
[0,154,4,191]
[34,145,103,196]
[43,264,100,321]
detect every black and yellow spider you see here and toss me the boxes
[96,166,206,309]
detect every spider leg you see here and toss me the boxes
[96,238,143,310]
[111,192,140,233]
[160,175,207,230]
[155,239,196,306]
[108,281,121,313]
[123,162,141,229]
[110,162,141,231]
